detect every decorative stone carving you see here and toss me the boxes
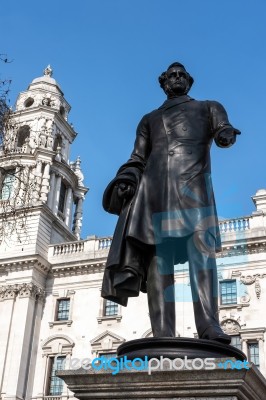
[73,156,84,186]
[0,283,45,301]
[55,147,62,162]
[0,284,20,300]
[18,282,45,300]
[241,275,256,285]
[240,293,251,303]
[221,318,241,334]
[43,65,53,77]
[255,280,261,299]
[240,274,265,299]
[239,282,251,304]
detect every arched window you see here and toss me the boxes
[60,106,65,117]
[16,125,30,148]
[42,334,75,396]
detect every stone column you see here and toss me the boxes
[73,197,83,240]
[52,174,62,214]
[47,172,56,208]
[241,339,248,358]
[33,160,43,204]
[40,163,50,203]
[65,187,73,228]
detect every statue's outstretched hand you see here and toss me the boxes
[217,127,240,147]
[117,182,135,200]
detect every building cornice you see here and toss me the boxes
[0,254,50,274]
[51,260,106,277]
[218,240,266,258]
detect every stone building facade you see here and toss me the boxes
[0,69,266,400]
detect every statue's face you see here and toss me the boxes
[164,66,190,97]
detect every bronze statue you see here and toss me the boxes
[102,62,240,344]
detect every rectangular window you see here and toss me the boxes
[104,300,118,316]
[0,170,15,200]
[231,335,241,350]
[220,280,237,305]
[56,298,70,321]
[47,356,65,395]
[58,182,66,213]
[248,342,260,368]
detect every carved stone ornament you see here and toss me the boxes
[221,318,241,334]
[255,280,261,299]
[43,65,53,77]
[240,293,251,303]
[240,274,265,299]
[0,284,20,300]
[0,283,45,301]
[73,156,84,186]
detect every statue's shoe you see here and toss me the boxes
[200,326,231,345]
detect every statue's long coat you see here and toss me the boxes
[102,95,236,305]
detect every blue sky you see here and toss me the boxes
[2,0,266,238]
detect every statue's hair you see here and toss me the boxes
[158,62,194,93]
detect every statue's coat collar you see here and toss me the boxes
[158,95,194,110]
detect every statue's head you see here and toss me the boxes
[158,62,194,97]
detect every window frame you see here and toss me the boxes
[104,299,119,317]
[97,296,122,323]
[55,298,70,321]
[230,335,242,351]
[46,355,66,396]
[58,181,67,215]
[248,341,260,368]
[220,279,237,305]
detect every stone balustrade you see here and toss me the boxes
[48,236,112,262]
[53,240,85,256]
[48,211,266,264]
[219,217,250,233]
[98,237,112,249]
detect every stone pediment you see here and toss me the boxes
[41,333,75,355]
[90,330,125,354]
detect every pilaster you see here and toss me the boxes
[0,283,45,400]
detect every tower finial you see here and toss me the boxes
[43,65,53,77]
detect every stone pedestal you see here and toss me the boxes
[117,337,246,360]
[58,363,266,400]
